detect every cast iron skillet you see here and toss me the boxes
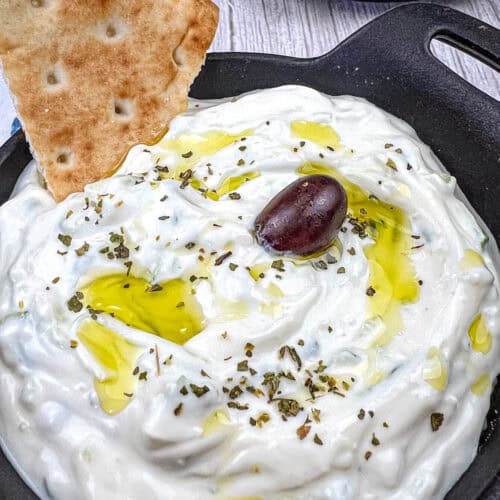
[0,3,499,499]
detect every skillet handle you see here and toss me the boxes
[429,10,500,72]
[398,2,500,72]
[318,3,500,95]
[316,3,500,244]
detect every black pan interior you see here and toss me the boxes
[0,3,499,499]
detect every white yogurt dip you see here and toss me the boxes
[0,85,499,500]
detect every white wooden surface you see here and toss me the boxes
[210,0,499,98]
[0,0,498,146]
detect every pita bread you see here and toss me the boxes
[0,0,218,201]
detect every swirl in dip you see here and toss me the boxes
[0,86,499,500]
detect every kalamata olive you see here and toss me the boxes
[254,175,347,257]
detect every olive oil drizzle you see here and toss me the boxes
[158,169,260,201]
[297,162,420,346]
[423,346,448,391]
[468,313,492,354]
[291,121,341,150]
[201,408,231,436]
[82,274,206,345]
[206,171,260,201]
[460,249,484,270]
[78,320,142,415]
[247,262,270,282]
[471,373,490,396]
[158,130,252,167]
[155,129,261,198]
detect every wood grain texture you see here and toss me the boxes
[211,0,499,100]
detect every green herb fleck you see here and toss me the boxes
[215,251,232,266]
[255,412,271,427]
[313,434,323,445]
[245,342,255,357]
[262,372,280,401]
[296,424,311,440]
[227,401,249,410]
[277,398,301,417]
[312,408,321,423]
[75,242,90,256]
[114,243,129,259]
[109,232,123,244]
[278,345,302,371]
[237,360,249,372]
[386,158,398,171]
[190,383,210,398]
[271,259,285,272]
[431,412,444,432]
[58,234,72,247]
[229,385,243,399]
[67,294,83,313]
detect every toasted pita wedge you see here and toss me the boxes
[0,0,218,200]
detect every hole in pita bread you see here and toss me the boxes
[106,25,117,38]
[173,46,185,67]
[56,150,72,167]
[113,99,132,120]
[98,19,127,41]
[44,66,65,90]
[47,72,58,85]
[31,0,44,6]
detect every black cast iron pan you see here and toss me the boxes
[0,3,499,499]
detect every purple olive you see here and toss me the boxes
[254,175,347,257]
